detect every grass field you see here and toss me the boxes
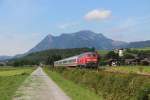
[44,67,102,100]
[97,50,109,55]
[131,47,150,51]
[0,67,35,100]
[105,66,150,74]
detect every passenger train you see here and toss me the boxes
[54,52,100,68]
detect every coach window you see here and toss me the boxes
[73,59,76,62]
[69,60,72,63]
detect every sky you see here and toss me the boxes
[0,0,150,56]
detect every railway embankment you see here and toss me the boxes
[47,67,150,100]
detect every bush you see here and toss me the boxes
[137,83,150,100]
[123,53,135,59]
[141,61,150,66]
[105,51,119,59]
[52,68,150,100]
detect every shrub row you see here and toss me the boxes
[51,67,150,100]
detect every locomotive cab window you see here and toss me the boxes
[87,54,92,57]
[92,54,96,57]
[86,53,96,57]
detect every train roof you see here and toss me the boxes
[63,56,78,60]
[55,55,78,62]
[82,52,96,54]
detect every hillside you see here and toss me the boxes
[25,30,150,54]
[28,30,127,53]
[0,56,12,61]
[3,31,150,61]
[10,48,94,65]
[127,40,150,48]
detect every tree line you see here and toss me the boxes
[8,47,95,67]
[7,47,150,67]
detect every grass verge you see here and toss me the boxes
[105,66,150,74]
[0,67,35,100]
[44,67,102,100]
[49,67,150,100]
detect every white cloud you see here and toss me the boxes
[84,9,112,21]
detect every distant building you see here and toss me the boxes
[140,58,150,66]
[113,48,125,57]
[125,59,137,65]
[107,59,118,66]
[118,49,124,57]
[0,62,6,66]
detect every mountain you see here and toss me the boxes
[0,56,12,61]
[28,30,128,53]
[127,40,150,48]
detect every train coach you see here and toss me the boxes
[54,52,100,68]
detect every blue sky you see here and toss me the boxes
[0,0,150,56]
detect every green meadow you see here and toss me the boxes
[97,50,109,56]
[132,47,150,51]
[0,67,35,100]
[105,66,150,74]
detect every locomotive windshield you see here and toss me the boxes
[87,53,97,57]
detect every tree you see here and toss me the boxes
[90,47,95,52]
[126,48,131,53]
[123,53,135,59]
[46,54,62,65]
[105,51,119,59]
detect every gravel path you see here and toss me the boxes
[13,67,71,100]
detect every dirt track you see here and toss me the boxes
[13,67,70,100]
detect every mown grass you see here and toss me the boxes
[131,47,150,51]
[44,67,102,100]
[0,67,35,100]
[97,50,109,55]
[50,67,150,100]
[105,66,150,74]
[0,67,35,76]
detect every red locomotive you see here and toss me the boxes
[54,52,100,68]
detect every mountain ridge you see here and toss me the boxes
[127,40,150,48]
[28,30,128,53]
[0,30,150,60]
